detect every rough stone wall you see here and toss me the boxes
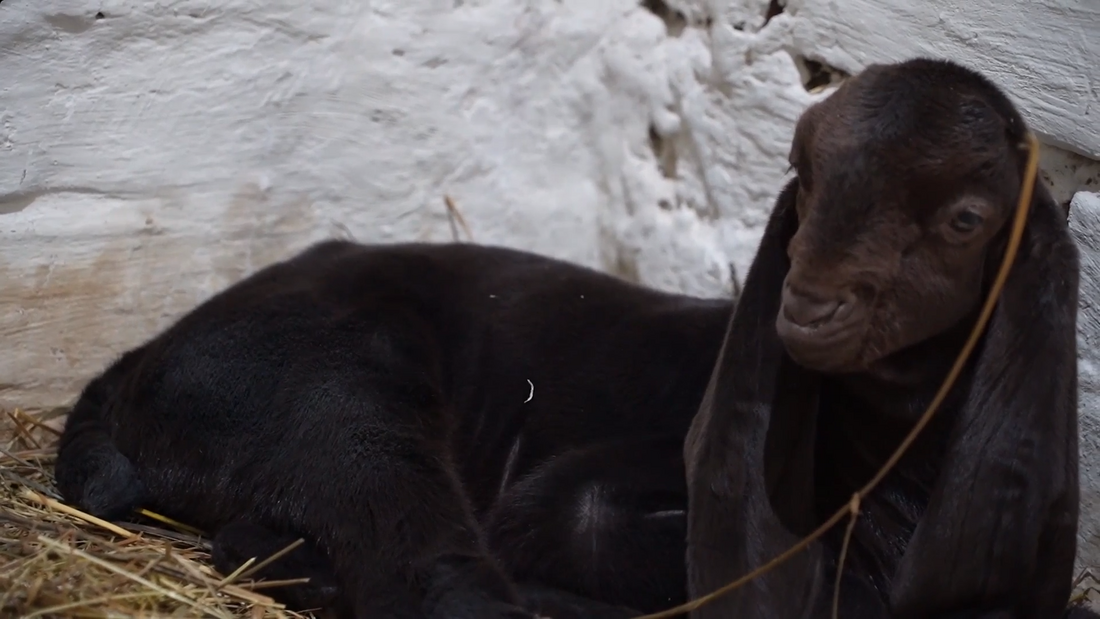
[1,0,1098,580]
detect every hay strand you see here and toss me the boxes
[137,507,207,537]
[22,489,137,539]
[444,194,475,242]
[237,538,306,582]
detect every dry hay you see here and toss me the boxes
[1073,566,1100,611]
[1,406,1098,618]
[0,407,317,619]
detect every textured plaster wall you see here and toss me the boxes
[1071,191,1100,588]
[1,0,1098,583]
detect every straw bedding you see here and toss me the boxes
[1,406,1097,617]
[0,407,316,619]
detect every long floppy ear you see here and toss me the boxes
[684,178,827,619]
[889,180,1081,616]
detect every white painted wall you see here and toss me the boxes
[1070,191,1100,595]
[1,0,1098,590]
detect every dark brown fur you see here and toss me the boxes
[53,241,729,618]
[52,57,1091,619]
[684,58,1081,618]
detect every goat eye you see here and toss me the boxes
[950,210,984,233]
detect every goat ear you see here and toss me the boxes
[889,182,1081,615]
[685,178,826,619]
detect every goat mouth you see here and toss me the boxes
[775,314,863,373]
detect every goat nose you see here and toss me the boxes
[782,284,841,328]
